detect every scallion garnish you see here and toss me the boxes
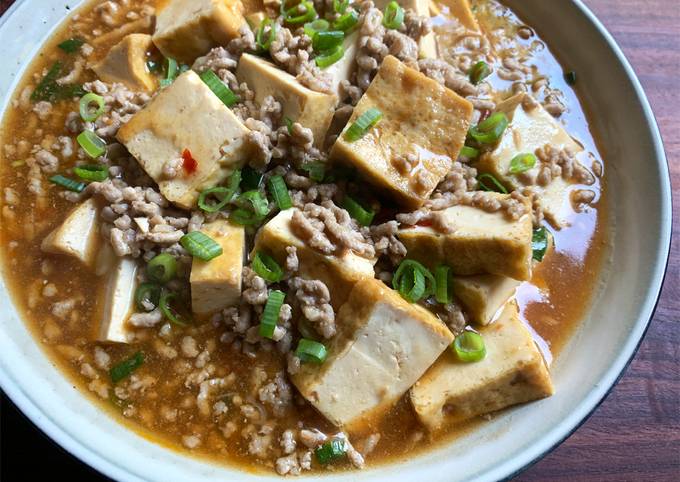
[110,352,144,383]
[382,1,404,29]
[532,226,549,262]
[252,251,284,282]
[467,112,509,145]
[200,69,238,107]
[452,331,486,363]
[564,71,577,86]
[333,8,359,32]
[344,107,383,142]
[241,166,264,191]
[295,338,328,364]
[477,173,508,194]
[159,292,188,326]
[77,130,106,159]
[79,93,105,122]
[315,44,345,68]
[180,231,223,261]
[160,57,178,88]
[135,282,162,311]
[31,62,86,102]
[256,17,278,51]
[283,0,317,25]
[333,0,349,14]
[341,195,375,226]
[284,116,294,134]
[509,153,537,174]
[267,175,293,210]
[197,170,241,212]
[58,37,84,54]
[147,253,177,283]
[49,174,86,193]
[469,61,492,85]
[237,190,270,217]
[392,259,436,303]
[304,18,330,38]
[259,290,286,339]
[313,30,344,52]
[460,145,480,160]
[315,438,347,464]
[73,164,109,182]
[434,265,453,304]
[300,161,326,182]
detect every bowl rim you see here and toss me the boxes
[0,0,672,480]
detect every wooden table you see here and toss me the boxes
[0,0,677,480]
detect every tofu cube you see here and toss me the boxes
[451,275,520,325]
[152,0,246,63]
[97,257,138,343]
[324,32,361,100]
[117,70,250,209]
[252,209,376,310]
[373,0,438,58]
[236,53,336,147]
[397,192,533,280]
[292,278,454,430]
[330,55,473,209]
[410,301,554,431]
[41,198,101,269]
[477,94,585,228]
[190,220,245,315]
[92,34,156,92]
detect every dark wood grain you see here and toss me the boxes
[0,0,678,480]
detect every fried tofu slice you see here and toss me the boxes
[435,0,480,31]
[330,55,473,209]
[410,302,554,431]
[190,220,245,315]
[398,193,533,280]
[291,278,454,431]
[373,0,438,58]
[324,32,361,100]
[92,34,156,92]
[152,0,246,63]
[117,70,250,210]
[97,257,138,343]
[41,198,101,270]
[451,275,520,325]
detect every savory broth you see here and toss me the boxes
[0,0,609,474]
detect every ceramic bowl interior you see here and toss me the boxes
[0,1,671,481]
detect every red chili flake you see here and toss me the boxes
[416,219,433,228]
[478,109,491,123]
[182,149,198,175]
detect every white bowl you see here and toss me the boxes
[0,1,672,481]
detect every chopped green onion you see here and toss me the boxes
[198,187,233,213]
[252,251,284,282]
[79,93,106,122]
[241,166,264,191]
[434,265,453,304]
[73,164,109,182]
[164,57,178,86]
[509,153,537,174]
[180,231,223,261]
[58,37,84,54]
[199,69,238,107]
[259,290,286,339]
[31,62,86,102]
[110,352,144,383]
[333,9,359,32]
[460,145,480,160]
[256,17,278,51]
[468,112,509,145]
[135,282,162,311]
[49,174,85,193]
[469,61,492,85]
[237,190,270,217]
[304,18,330,38]
[452,331,486,363]
[315,438,347,464]
[146,59,162,73]
[295,338,327,364]
[267,175,293,210]
[147,253,177,283]
[283,0,317,25]
[341,195,375,226]
[315,44,345,68]
[77,130,106,159]
[477,173,508,194]
[284,116,294,134]
[333,0,349,14]
[532,226,549,262]
[301,161,326,182]
[313,30,344,52]
[382,1,404,29]
[393,259,436,303]
[344,107,383,142]
[159,292,188,326]
[564,71,577,86]
[230,208,263,225]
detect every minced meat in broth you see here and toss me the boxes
[0,0,608,475]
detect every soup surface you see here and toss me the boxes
[0,0,608,475]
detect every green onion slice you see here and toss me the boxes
[460,145,480,160]
[313,30,344,52]
[110,352,144,383]
[49,174,86,193]
[79,92,105,122]
[469,61,492,85]
[341,195,375,226]
[237,190,270,217]
[241,166,264,191]
[31,62,86,102]
[468,112,509,145]
[180,231,223,261]
[532,226,549,262]
[252,251,284,282]
[344,107,383,142]
[198,186,233,213]
[295,338,328,364]
[230,208,264,226]
[564,71,577,86]
[284,116,294,134]
[452,331,486,363]
[315,44,345,68]
[477,173,508,194]
[259,290,286,339]
[164,57,178,86]
[434,265,453,304]
[382,1,404,29]
[159,292,188,326]
[58,37,84,53]
[267,175,293,210]
[509,153,537,174]
[73,164,109,182]
[147,253,177,283]
[283,0,317,25]
[392,259,436,303]
[333,9,359,32]
[304,18,330,38]
[315,438,347,464]
[333,0,349,14]
[77,130,106,159]
[256,17,278,51]
[199,69,238,107]
[135,282,162,311]
[301,161,326,182]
